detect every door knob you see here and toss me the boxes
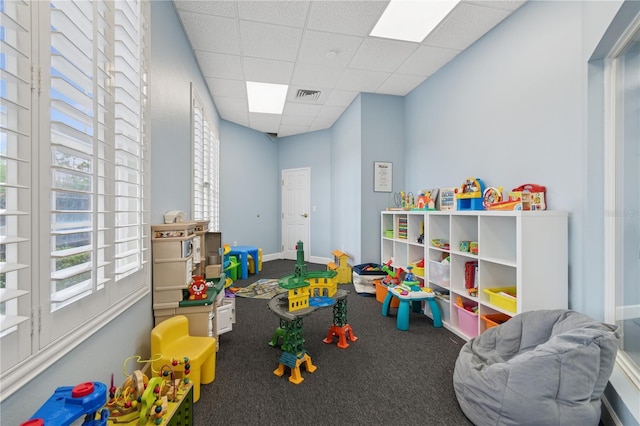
[301,213,308,218]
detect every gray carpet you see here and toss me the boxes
[194,260,472,425]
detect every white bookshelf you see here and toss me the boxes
[380,210,568,339]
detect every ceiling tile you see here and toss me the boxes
[243,57,294,84]
[324,89,358,107]
[309,116,336,132]
[280,114,316,126]
[178,11,240,54]
[237,1,310,27]
[283,102,323,117]
[195,51,243,80]
[292,62,344,88]
[214,96,248,112]
[219,109,250,127]
[396,45,461,77]
[239,20,303,62]
[318,105,346,119]
[205,78,246,98]
[337,68,390,93]
[306,1,389,37]
[376,74,425,96]
[249,112,283,133]
[423,3,512,51]
[349,38,418,73]
[173,1,237,18]
[467,1,527,12]
[297,30,363,68]
[278,124,311,137]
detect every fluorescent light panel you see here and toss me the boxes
[370,0,461,43]
[246,81,288,114]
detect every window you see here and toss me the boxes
[192,85,219,232]
[0,0,150,400]
[604,14,640,388]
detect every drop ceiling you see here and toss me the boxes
[173,0,526,138]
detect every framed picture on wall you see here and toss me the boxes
[374,161,393,192]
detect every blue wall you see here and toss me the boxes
[278,129,333,258]
[219,121,280,253]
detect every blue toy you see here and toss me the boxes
[456,177,486,210]
[22,382,109,426]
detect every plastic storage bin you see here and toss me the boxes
[429,260,450,286]
[375,280,399,308]
[454,304,478,338]
[483,287,517,313]
[481,313,511,329]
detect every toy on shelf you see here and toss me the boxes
[456,177,485,210]
[413,188,438,210]
[22,382,109,426]
[485,184,547,211]
[326,249,352,284]
[482,187,503,209]
[438,187,457,211]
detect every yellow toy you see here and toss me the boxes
[327,249,352,284]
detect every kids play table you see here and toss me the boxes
[381,284,442,331]
[227,245,259,280]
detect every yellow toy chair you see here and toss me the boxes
[150,315,216,402]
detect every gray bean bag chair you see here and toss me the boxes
[453,309,620,426]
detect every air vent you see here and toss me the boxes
[295,89,322,102]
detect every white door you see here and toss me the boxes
[281,168,310,260]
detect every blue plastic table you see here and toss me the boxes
[228,245,259,280]
[381,284,442,331]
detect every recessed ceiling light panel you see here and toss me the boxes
[370,0,460,43]
[246,81,289,114]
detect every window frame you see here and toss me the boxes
[0,0,151,401]
[603,12,640,390]
[191,84,219,232]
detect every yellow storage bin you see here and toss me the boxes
[248,248,263,274]
[483,287,517,313]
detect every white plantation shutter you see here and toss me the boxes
[0,0,150,400]
[192,86,219,231]
[113,0,148,286]
[0,0,32,372]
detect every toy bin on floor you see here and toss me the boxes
[454,304,479,338]
[248,248,263,274]
[375,280,399,308]
[353,263,385,295]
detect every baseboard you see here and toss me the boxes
[262,252,331,266]
[602,394,624,426]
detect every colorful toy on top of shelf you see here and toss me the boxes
[456,177,486,210]
[510,184,546,210]
[438,187,457,210]
[413,188,438,210]
[485,183,547,211]
[482,187,504,209]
